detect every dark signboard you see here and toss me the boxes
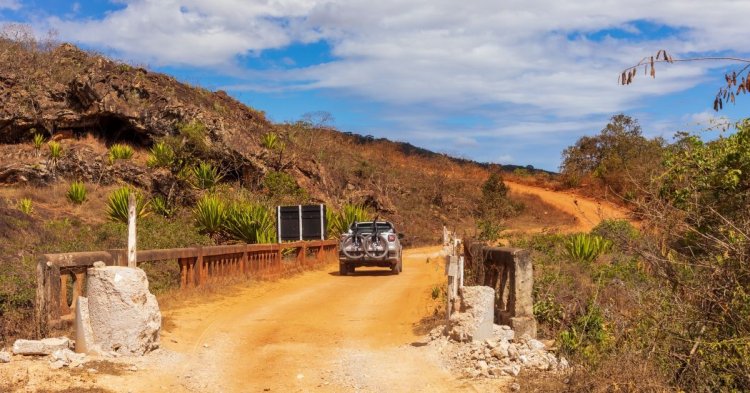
[277,204,327,242]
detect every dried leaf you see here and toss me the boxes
[732,72,737,86]
[714,98,719,111]
[731,92,735,104]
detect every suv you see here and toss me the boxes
[339,220,403,275]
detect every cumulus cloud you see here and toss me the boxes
[0,0,20,10]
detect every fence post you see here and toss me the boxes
[35,258,49,338]
[127,193,137,268]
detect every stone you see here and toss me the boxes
[507,344,520,360]
[527,339,545,351]
[510,316,537,339]
[93,261,106,268]
[75,296,103,355]
[491,341,510,359]
[87,266,161,356]
[448,286,495,342]
[12,337,72,356]
[501,364,521,377]
[50,348,86,367]
[0,351,10,363]
[510,383,521,392]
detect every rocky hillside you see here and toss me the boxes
[0,37,511,244]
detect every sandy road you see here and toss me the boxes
[101,247,490,393]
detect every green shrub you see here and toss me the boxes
[224,202,276,244]
[191,162,223,190]
[591,219,638,250]
[151,195,175,217]
[17,198,33,215]
[477,219,503,241]
[260,132,280,150]
[47,141,62,163]
[326,204,372,237]
[32,133,45,151]
[66,181,87,204]
[106,187,150,223]
[263,171,306,200]
[559,303,612,363]
[108,143,134,162]
[193,194,226,237]
[146,141,175,168]
[565,233,612,263]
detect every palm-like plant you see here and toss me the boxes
[224,202,276,244]
[106,187,150,223]
[146,141,175,168]
[18,198,33,215]
[108,143,134,163]
[193,194,226,237]
[151,195,175,217]
[66,181,87,204]
[327,204,372,238]
[47,141,62,164]
[191,161,223,190]
[565,233,613,263]
[32,134,45,154]
[260,132,279,150]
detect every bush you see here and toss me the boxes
[193,194,226,237]
[326,204,372,238]
[224,202,276,244]
[263,171,306,201]
[590,219,638,250]
[47,141,62,163]
[559,302,612,363]
[106,187,150,223]
[17,198,33,215]
[191,161,223,190]
[565,233,612,263]
[66,181,87,204]
[150,195,175,217]
[32,133,44,151]
[260,132,280,150]
[108,143,134,162]
[146,141,175,168]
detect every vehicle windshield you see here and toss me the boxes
[351,222,393,233]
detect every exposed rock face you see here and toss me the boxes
[86,266,161,356]
[12,337,72,355]
[448,286,495,342]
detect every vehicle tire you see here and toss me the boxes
[349,265,356,274]
[391,263,400,275]
[398,259,403,272]
[339,263,348,276]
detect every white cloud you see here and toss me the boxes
[0,0,20,10]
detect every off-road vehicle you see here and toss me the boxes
[339,220,403,275]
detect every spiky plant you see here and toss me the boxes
[108,143,134,163]
[565,233,613,263]
[66,181,87,205]
[47,141,62,164]
[191,161,223,190]
[193,194,227,237]
[327,204,372,237]
[32,133,45,152]
[106,187,150,223]
[146,141,175,168]
[224,202,276,244]
[17,198,33,215]
[260,132,279,150]
[151,195,175,217]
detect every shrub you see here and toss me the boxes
[146,141,174,168]
[32,133,44,151]
[17,198,33,215]
[108,143,134,162]
[263,171,306,200]
[477,219,503,241]
[326,204,372,238]
[559,303,612,363]
[191,161,223,190]
[565,233,612,263]
[590,219,638,250]
[260,132,279,150]
[66,181,87,204]
[224,202,276,244]
[106,187,150,223]
[193,194,226,237]
[151,195,175,217]
[47,141,62,163]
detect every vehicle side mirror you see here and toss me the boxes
[398,233,405,239]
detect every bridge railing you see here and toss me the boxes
[35,240,338,335]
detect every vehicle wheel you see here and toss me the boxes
[348,265,356,274]
[391,263,400,275]
[339,263,348,276]
[398,259,403,272]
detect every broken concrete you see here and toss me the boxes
[75,296,102,355]
[50,348,86,369]
[12,337,72,356]
[86,266,161,356]
[0,351,10,363]
[448,286,495,342]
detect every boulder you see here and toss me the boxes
[12,337,72,356]
[0,351,10,363]
[86,266,161,356]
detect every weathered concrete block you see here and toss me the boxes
[87,266,161,356]
[75,297,102,355]
[12,337,72,355]
[510,316,537,339]
[449,286,495,342]
[0,351,11,363]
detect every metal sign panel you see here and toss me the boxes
[277,204,327,242]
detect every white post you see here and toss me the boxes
[458,256,464,288]
[127,193,137,268]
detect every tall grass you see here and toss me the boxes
[66,181,87,204]
[224,202,276,244]
[106,187,150,223]
[565,233,612,263]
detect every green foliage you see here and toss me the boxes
[17,198,33,215]
[263,171,306,201]
[565,233,612,263]
[106,187,150,223]
[534,296,564,328]
[224,202,276,244]
[150,195,175,217]
[108,143,134,162]
[193,194,226,237]
[559,303,612,363]
[191,161,223,191]
[431,285,441,300]
[177,120,209,154]
[479,172,522,220]
[32,133,44,150]
[326,204,372,238]
[477,219,503,241]
[591,219,638,250]
[66,181,87,204]
[260,132,280,150]
[146,141,175,168]
[47,141,62,162]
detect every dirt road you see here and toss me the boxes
[505,181,631,233]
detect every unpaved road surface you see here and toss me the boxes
[505,181,631,232]
[70,247,502,393]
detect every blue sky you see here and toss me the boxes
[2,0,749,170]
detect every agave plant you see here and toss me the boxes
[151,195,175,217]
[224,202,276,244]
[47,141,62,164]
[108,143,134,163]
[146,141,175,168]
[66,181,87,205]
[17,198,33,215]
[191,161,224,190]
[327,204,372,238]
[193,194,227,237]
[106,187,150,223]
[32,133,45,152]
[260,132,279,150]
[565,233,613,263]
